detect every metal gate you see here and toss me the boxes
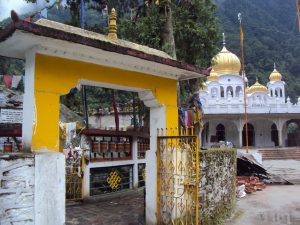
[66,155,84,201]
[157,128,199,225]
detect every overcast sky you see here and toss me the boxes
[0,0,64,21]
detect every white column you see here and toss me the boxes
[132,137,139,188]
[278,121,284,147]
[83,162,90,198]
[145,105,166,225]
[35,151,65,225]
[22,49,36,151]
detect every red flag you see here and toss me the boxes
[4,74,13,88]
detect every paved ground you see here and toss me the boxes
[226,185,300,225]
[66,189,145,225]
[263,160,300,184]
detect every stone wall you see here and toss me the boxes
[199,149,237,225]
[0,152,65,225]
[0,154,35,225]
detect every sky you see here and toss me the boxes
[0,0,66,21]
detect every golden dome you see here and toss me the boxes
[269,68,282,81]
[212,46,241,75]
[207,68,219,81]
[246,80,268,94]
[200,82,208,91]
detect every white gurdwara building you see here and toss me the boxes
[199,42,300,148]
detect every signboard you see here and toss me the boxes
[0,109,23,123]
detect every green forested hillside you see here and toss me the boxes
[1,0,300,102]
[215,0,300,101]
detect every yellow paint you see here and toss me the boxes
[32,54,178,151]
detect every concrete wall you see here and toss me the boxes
[199,149,237,225]
[0,152,65,225]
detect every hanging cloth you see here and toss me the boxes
[3,74,13,88]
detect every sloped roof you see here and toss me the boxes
[0,11,210,80]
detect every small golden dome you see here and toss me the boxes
[207,68,219,81]
[212,46,241,75]
[200,82,208,91]
[269,68,282,81]
[246,80,268,94]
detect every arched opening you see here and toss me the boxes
[220,86,224,98]
[270,89,273,97]
[280,89,283,97]
[287,120,300,146]
[216,124,225,142]
[242,123,255,146]
[226,86,233,97]
[235,86,242,97]
[211,87,218,98]
[271,123,279,146]
[275,89,278,97]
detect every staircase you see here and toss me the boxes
[258,147,300,161]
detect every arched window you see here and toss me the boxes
[226,86,233,97]
[216,124,225,142]
[211,87,218,98]
[236,86,242,97]
[220,86,224,98]
[243,123,255,146]
[275,90,278,97]
[280,89,283,97]
[270,89,273,97]
[271,123,279,146]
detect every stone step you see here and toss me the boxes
[259,149,300,160]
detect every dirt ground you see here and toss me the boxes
[226,185,300,225]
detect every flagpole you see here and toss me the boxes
[238,13,249,153]
[297,0,300,33]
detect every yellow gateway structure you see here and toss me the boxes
[0,10,208,225]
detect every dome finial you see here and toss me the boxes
[256,77,258,82]
[222,32,226,46]
[108,8,117,40]
[274,62,276,70]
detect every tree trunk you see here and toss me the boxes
[160,5,177,59]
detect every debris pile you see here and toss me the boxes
[236,176,266,194]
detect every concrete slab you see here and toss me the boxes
[263,160,300,184]
[226,185,300,225]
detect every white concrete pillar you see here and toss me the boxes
[276,119,286,147]
[83,161,90,198]
[145,105,166,225]
[132,137,139,188]
[22,49,36,151]
[35,151,65,225]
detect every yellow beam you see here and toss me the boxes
[32,54,178,151]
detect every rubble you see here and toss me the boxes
[236,176,266,195]
[237,152,293,185]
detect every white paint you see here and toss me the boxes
[146,105,166,225]
[34,150,65,225]
[22,49,36,151]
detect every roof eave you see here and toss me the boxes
[0,12,209,80]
